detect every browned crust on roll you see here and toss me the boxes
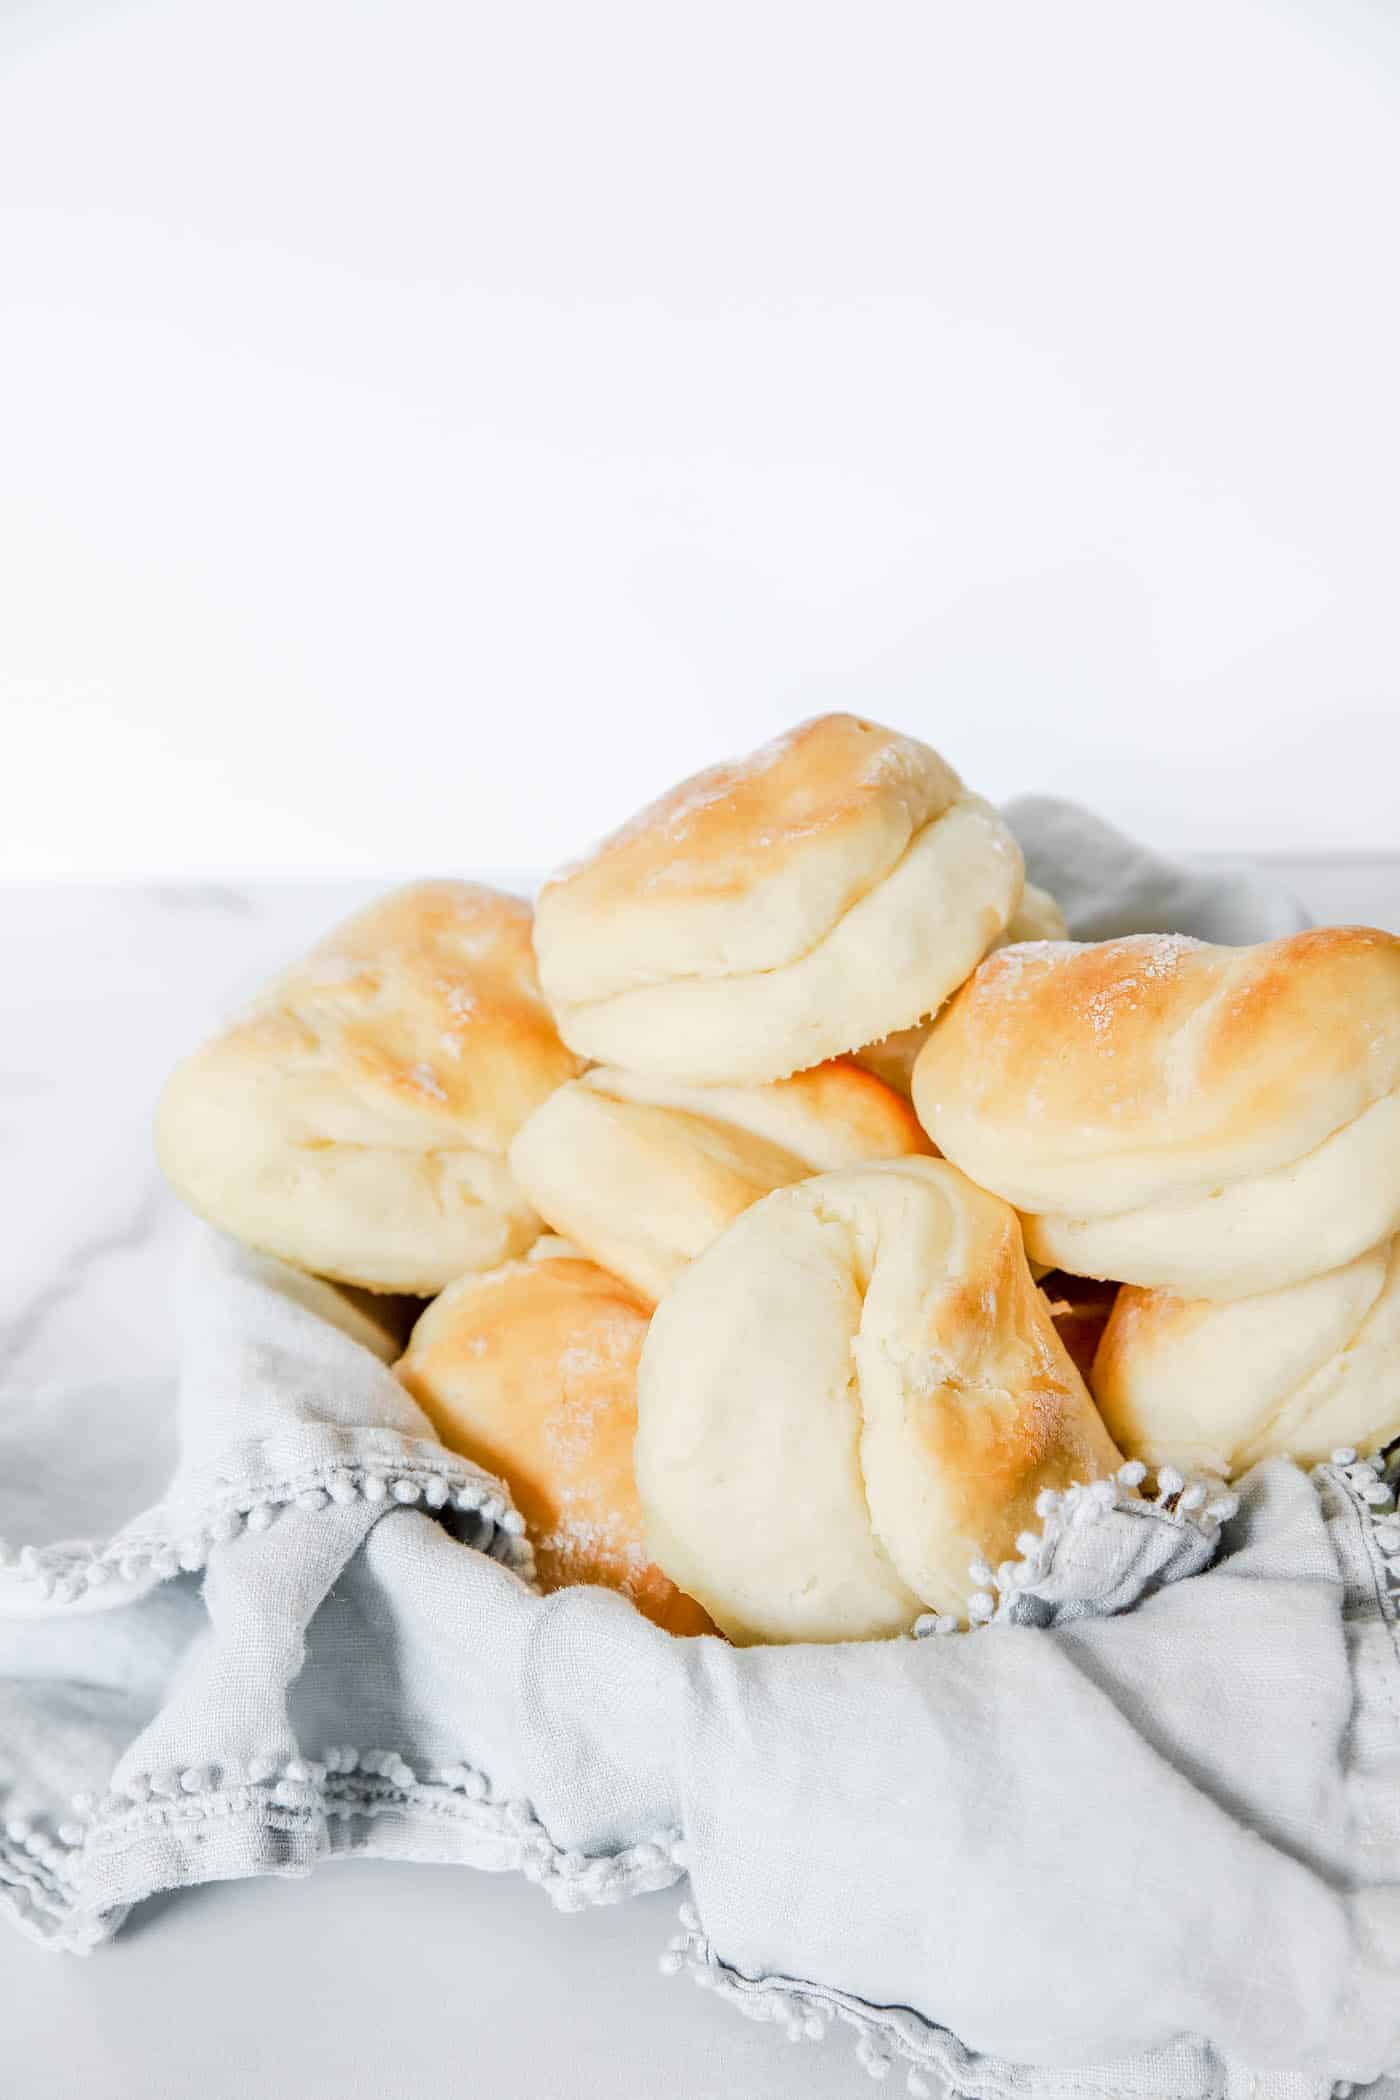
[398,1258,714,1637]
[913,925,1400,1212]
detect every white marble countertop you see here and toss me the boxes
[3,861,1399,2099]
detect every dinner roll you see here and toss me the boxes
[635,1158,1121,1644]
[853,879,1067,1094]
[534,714,1024,1084]
[397,1257,713,1635]
[1091,1236,1400,1475]
[156,883,581,1294]
[912,928,1400,1299]
[509,1058,931,1304]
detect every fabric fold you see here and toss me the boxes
[667,1462,1399,2084]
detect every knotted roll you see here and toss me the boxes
[635,1157,1121,1644]
[156,883,581,1294]
[533,713,1024,1084]
[397,1256,713,1635]
[912,927,1400,1299]
[1091,1235,1400,1476]
[508,1058,931,1305]
[853,878,1067,1094]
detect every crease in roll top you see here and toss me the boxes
[635,1158,1121,1644]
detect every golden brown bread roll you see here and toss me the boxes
[852,878,1068,1094]
[912,927,1400,1299]
[533,714,1024,1084]
[156,882,581,1293]
[397,1257,713,1635]
[508,1058,932,1304]
[634,1157,1121,1644]
[1090,1236,1400,1476]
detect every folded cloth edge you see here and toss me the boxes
[658,1449,1400,2100]
[0,1439,1230,1956]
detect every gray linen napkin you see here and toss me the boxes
[4,804,1398,2100]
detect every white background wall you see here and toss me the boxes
[1,0,1397,878]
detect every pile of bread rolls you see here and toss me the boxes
[155,715,1400,1646]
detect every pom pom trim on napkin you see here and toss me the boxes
[0,1435,536,1606]
[0,1454,1229,1958]
[657,1450,1400,2100]
[910,1460,1240,1636]
[0,1432,693,1948]
[0,1737,686,1952]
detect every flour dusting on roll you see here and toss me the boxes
[398,1256,713,1635]
[156,882,580,1294]
[534,714,1024,1085]
[913,926,1400,1299]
